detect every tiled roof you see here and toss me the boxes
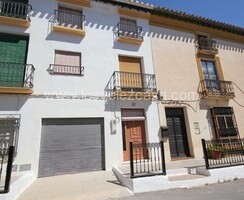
[98,0,244,36]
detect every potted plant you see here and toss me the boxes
[207,145,224,159]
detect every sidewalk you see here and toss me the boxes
[17,171,132,200]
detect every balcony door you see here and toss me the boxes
[119,56,143,91]
[0,33,28,87]
[201,60,220,92]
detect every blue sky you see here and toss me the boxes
[142,0,244,27]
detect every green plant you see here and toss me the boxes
[206,145,225,159]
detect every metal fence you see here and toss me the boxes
[48,64,84,76]
[0,62,35,88]
[117,22,143,39]
[106,71,157,93]
[0,0,32,20]
[199,79,235,98]
[54,10,85,30]
[198,37,218,52]
[202,138,244,169]
[0,146,15,194]
[130,142,166,178]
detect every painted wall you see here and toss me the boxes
[0,0,160,178]
[150,25,244,162]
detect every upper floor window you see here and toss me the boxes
[197,34,218,54]
[118,18,142,39]
[201,60,218,81]
[49,51,84,76]
[55,6,84,30]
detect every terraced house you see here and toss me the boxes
[0,0,243,197]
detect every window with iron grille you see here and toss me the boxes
[119,18,141,39]
[211,107,239,138]
[57,6,83,29]
[0,118,20,155]
[49,51,84,76]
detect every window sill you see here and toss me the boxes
[0,87,33,94]
[0,15,30,28]
[53,25,86,37]
[117,36,143,45]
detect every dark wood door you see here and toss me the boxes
[166,108,190,158]
[122,121,146,161]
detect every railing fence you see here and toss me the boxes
[0,0,32,20]
[0,146,15,194]
[130,142,166,178]
[201,138,244,169]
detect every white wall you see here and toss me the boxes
[0,0,160,178]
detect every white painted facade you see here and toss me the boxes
[0,0,160,178]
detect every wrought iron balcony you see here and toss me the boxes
[117,22,143,39]
[197,37,218,55]
[0,0,32,20]
[106,71,157,97]
[0,62,35,90]
[199,79,235,99]
[48,64,84,76]
[117,22,143,44]
[54,10,85,30]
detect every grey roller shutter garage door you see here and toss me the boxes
[38,118,105,178]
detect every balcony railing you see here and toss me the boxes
[106,71,157,95]
[54,10,85,30]
[0,62,35,88]
[199,79,235,98]
[117,22,143,40]
[198,37,218,54]
[0,0,32,20]
[48,64,84,76]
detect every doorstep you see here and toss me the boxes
[113,164,244,193]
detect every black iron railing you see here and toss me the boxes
[130,142,166,178]
[202,138,244,169]
[0,62,35,88]
[0,146,15,194]
[199,79,235,98]
[198,37,218,53]
[54,10,85,30]
[48,64,84,76]
[0,0,32,20]
[107,71,157,93]
[117,22,143,39]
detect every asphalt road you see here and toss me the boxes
[110,179,244,200]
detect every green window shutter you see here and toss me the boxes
[0,33,29,87]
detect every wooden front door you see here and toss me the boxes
[122,121,146,161]
[119,56,143,90]
[166,108,190,158]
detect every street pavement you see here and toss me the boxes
[109,179,244,200]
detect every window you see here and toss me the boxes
[0,118,20,155]
[211,107,239,138]
[49,51,83,76]
[119,18,141,39]
[197,34,217,52]
[201,60,220,92]
[57,6,83,29]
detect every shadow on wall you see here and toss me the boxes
[45,31,85,44]
[0,95,29,111]
[30,2,244,53]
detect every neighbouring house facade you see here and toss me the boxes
[0,0,243,184]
